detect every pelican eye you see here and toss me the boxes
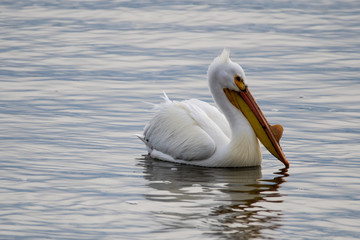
[234,75,247,91]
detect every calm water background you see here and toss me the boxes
[1,1,359,239]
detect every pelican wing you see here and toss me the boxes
[183,99,231,139]
[143,98,229,161]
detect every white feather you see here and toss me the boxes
[139,49,262,167]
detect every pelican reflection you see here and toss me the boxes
[138,156,288,239]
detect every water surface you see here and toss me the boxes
[0,1,359,239]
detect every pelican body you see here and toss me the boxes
[138,50,289,168]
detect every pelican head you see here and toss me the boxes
[207,49,289,168]
[208,49,246,92]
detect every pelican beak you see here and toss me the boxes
[224,78,290,168]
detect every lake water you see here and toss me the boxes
[1,1,359,239]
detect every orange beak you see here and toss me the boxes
[224,79,289,168]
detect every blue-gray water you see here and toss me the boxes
[1,1,359,239]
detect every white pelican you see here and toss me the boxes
[138,49,289,168]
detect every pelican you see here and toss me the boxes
[138,49,289,168]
